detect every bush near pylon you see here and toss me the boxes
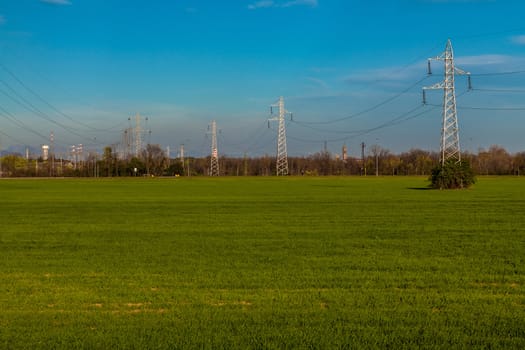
[429,159,476,189]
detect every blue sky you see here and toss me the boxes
[1,0,525,158]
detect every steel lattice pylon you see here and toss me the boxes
[423,39,470,165]
[269,96,289,176]
[210,120,219,176]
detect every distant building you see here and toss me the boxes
[342,144,348,162]
[42,145,49,161]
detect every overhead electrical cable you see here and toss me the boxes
[472,87,525,93]
[287,104,435,144]
[294,75,430,125]
[426,102,525,111]
[0,129,31,145]
[470,70,525,77]
[0,107,50,141]
[217,120,269,148]
[0,82,103,144]
[0,62,120,133]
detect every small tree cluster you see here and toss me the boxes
[429,159,476,189]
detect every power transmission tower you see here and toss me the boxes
[128,113,151,158]
[179,144,185,173]
[50,131,55,176]
[209,120,219,176]
[135,113,142,158]
[361,142,366,176]
[120,128,131,159]
[269,96,291,176]
[423,39,471,165]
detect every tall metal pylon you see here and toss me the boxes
[50,131,55,176]
[179,144,185,164]
[134,113,142,158]
[129,113,151,158]
[269,96,290,176]
[209,120,219,176]
[423,39,471,165]
[179,143,185,173]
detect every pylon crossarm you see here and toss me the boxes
[454,67,470,76]
[423,82,445,90]
[428,53,446,62]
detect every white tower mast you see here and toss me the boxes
[135,113,142,158]
[423,39,471,165]
[210,120,219,176]
[269,96,290,176]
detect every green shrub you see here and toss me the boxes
[429,159,476,189]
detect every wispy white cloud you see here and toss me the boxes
[306,76,329,89]
[456,54,519,66]
[344,62,425,85]
[40,0,72,5]
[343,54,525,86]
[248,1,275,9]
[422,0,494,3]
[248,0,317,10]
[511,35,525,46]
[282,0,318,7]
[342,54,525,88]
[309,66,337,75]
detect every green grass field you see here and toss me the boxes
[0,176,524,349]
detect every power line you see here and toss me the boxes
[0,107,49,142]
[0,129,32,145]
[217,120,269,148]
[472,87,525,93]
[470,70,525,77]
[0,82,100,143]
[294,75,430,125]
[426,103,525,111]
[287,104,434,144]
[0,62,117,133]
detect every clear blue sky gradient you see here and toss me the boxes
[1,0,525,157]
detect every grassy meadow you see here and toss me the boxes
[0,176,524,348]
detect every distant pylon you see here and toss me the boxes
[129,113,151,158]
[50,131,55,176]
[135,113,142,158]
[269,96,290,176]
[423,39,471,165]
[179,144,185,164]
[209,120,219,176]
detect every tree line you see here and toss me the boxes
[1,144,524,177]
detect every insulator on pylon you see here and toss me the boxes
[268,121,270,128]
[290,113,293,121]
[467,75,472,90]
[270,106,273,114]
[427,60,432,75]
[422,90,427,105]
